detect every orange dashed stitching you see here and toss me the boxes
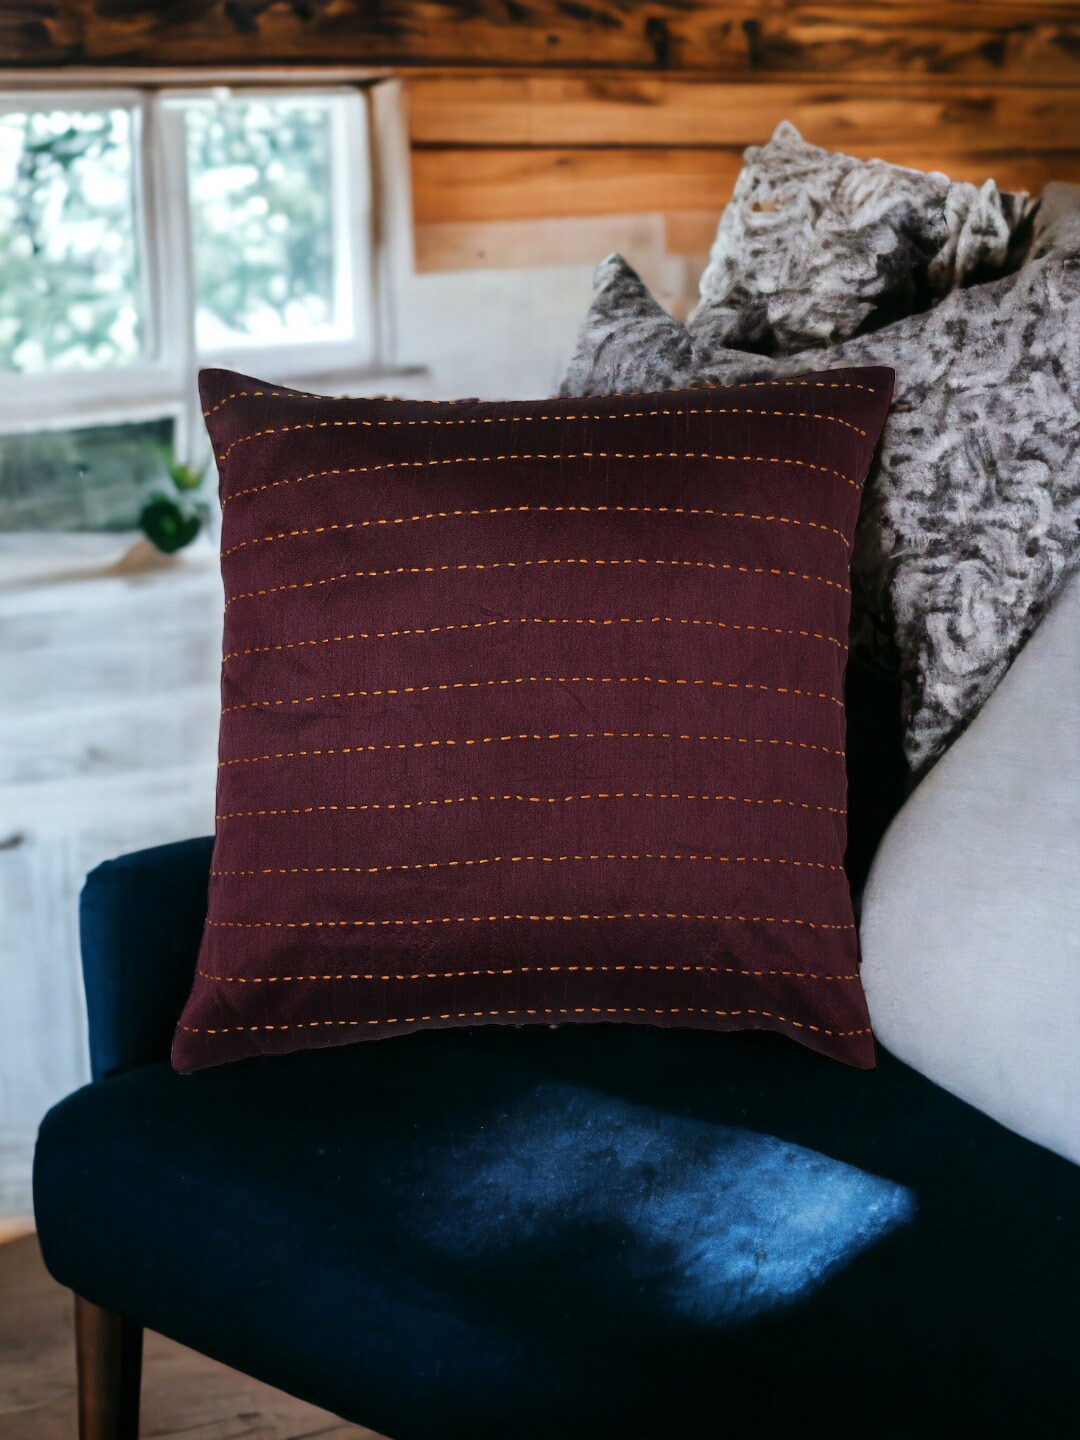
[181,1006,871,1039]
[214,788,847,819]
[207,398,870,434]
[210,851,843,877]
[202,387,323,417]
[222,615,847,666]
[205,912,855,932]
[220,503,851,558]
[215,730,847,780]
[221,450,859,505]
[220,673,844,717]
[350,405,865,431]
[224,557,851,608]
[197,961,861,984]
[205,378,877,421]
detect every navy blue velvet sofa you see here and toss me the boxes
[32,673,1080,1438]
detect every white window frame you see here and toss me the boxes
[0,80,410,483]
[156,86,376,384]
[0,88,175,423]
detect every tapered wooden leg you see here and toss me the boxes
[74,1293,142,1440]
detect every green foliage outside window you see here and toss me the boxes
[186,99,337,346]
[0,108,141,374]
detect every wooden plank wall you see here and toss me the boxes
[4,3,1080,78]
[407,73,1080,270]
[4,2,1080,271]
[408,61,1080,272]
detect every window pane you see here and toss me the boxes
[0,419,174,531]
[185,99,340,348]
[0,107,142,374]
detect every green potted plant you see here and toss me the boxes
[114,451,210,573]
[139,455,209,553]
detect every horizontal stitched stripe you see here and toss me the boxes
[181,1006,871,1040]
[222,614,847,666]
[221,449,859,506]
[220,673,845,717]
[210,404,867,439]
[220,503,852,558]
[205,912,854,932]
[213,788,846,817]
[197,961,861,984]
[224,556,851,608]
[210,852,843,877]
[216,729,846,777]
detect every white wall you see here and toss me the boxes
[398,264,596,399]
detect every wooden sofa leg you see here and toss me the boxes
[74,1293,142,1440]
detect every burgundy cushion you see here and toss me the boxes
[173,366,893,1073]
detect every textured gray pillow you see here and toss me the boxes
[693,121,1032,354]
[560,190,1080,773]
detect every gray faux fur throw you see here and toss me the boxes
[561,129,1079,774]
[693,120,1034,353]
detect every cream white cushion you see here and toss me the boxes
[861,571,1080,1162]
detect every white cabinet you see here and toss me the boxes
[0,536,221,1214]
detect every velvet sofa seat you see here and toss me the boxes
[34,836,1080,1439]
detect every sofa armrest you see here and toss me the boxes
[860,569,1080,1164]
[80,837,213,1081]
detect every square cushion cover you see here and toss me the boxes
[172,366,893,1073]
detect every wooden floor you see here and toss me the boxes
[0,1232,381,1440]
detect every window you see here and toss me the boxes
[0,103,144,375]
[0,86,384,533]
[185,97,344,350]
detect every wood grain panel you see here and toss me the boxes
[412,148,744,224]
[413,214,669,273]
[408,75,1080,153]
[412,145,1080,226]
[4,2,1080,83]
